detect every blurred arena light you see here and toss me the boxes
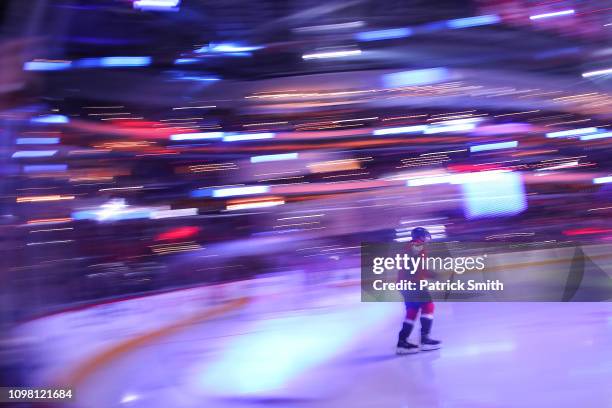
[580,132,612,141]
[212,186,270,198]
[150,208,198,219]
[356,14,499,43]
[302,49,362,60]
[546,127,599,138]
[447,15,500,29]
[23,60,71,71]
[424,122,477,134]
[155,226,200,241]
[195,43,264,54]
[30,115,69,124]
[120,394,141,404]
[459,171,527,218]
[173,76,220,82]
[16,137,60,144]
[406,174,453,187]
[535,160,580,171]
[12,150,57,158]
[26,218,72,225]
[373,125,428,135]
[529,10,575,20]
[355,28,413,41]
[308,159,360,173]
[250,153,299,163]
[71,199,158,221]
[210,43,264,53]
[582,68,612,78]
[426,118,484,133]
[223,133,275,142]
[100,56,151,67]
[562,227,612,236]
[383,68,450,88]
[17,195,74,203]
[76,57,151,68]
[296,21,364,33]
[405,170,512,187]
[174,58,199,65]
[170,132,225,141]
[471,123,532,136]
[23,164,67,173]
[470,141,518,152]
[593,176,612,184]
[226,198,285,211]
[133,0,180,11]
[449,169,511,184]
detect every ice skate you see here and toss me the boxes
[396,339,420,355]
[420,335,441,351]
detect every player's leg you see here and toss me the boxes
[419,302,441,350]
[397,302,420,354]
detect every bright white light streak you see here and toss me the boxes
[530,9,574,20]
[580,132,612,141]
[424,123,476,134]
[177,76,220,82]
[373,125,428,136]
[29,227,73,233]
[150,208,198,219]
[470,141,518,152]
[582,67,612,78]
[133,0,179,10]
[546,127,599,138]
[12,150,57,158]
[536,161,579,171]
[302,49,362,60]
[430,117,483,125]
[172,105,216,110]
[593,176,612,184]
[26,240,74,246]
[407,175,453,186]
[226,200,284,211]
[120,393,141,404]
[250,153,299,163]
[223,133,275,142]
[212,185,270,198]
[450,170,511,184]
[212,44,264,52]
[31,115,69,124]
[170,132,225,141]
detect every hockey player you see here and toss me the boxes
[396,227,442,354]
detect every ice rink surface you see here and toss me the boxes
[67,287,612,408]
